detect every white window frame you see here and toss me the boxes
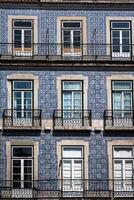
[112,80,133,117]
[13,20,33,56]
[12,146,33,189]
[62,81,83,125]
[111,21,131,58]
[57,17,87,57]
[62,21,82,56]
[12,80,33,126]
[62,146,84,193]
[113,146,134,192]
[8,16,38,57]
[62,80,83,110]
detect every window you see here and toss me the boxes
[62,81,83,122]
[62,146,83,192]
[62,21,82,56]
[112,81,132,117]
[113,147,134,191]
[111,80,133,127]
[13,20,33,56]
[12,80,33,126]
[12,146,33,189]
[111,21,131,58]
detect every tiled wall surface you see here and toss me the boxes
[0,5,134,182]
[1,8,134,44]
[0,70,133,180]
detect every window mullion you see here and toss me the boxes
[122,160,125,180]
[72,92,74,110]
[71,30,73,52]
[122,91,124,110]
[22,29,24,50]
[120,30,122,53]
[22,92,24,117]
[13,91,15,109]
[21,159,24,188]
[72,159,74,180]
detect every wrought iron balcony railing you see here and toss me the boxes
[0,43,133,61]
[3,109,42,130]
[53,109,92,130]
[0,179,134,199]
[104,110,134,130]
[2,0,134,3]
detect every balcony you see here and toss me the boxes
[3,109,42,130]
[2,0,134,3]
[53,109,92,130]
[0,43,133,62]
[104,110,134,131]
[0,179,134,199]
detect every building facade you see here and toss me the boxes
[0,0,134,199]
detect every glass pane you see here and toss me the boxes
[114,148,133,158]
[122,31,130,53]
[14,111,23,118]
[63,31,71,48]
[24,160,32,166]
[113,93,122,110]
[24,92,32,98]
[122,45,130,53]
[14,91,21,98]
[63,147,83,158]
[24,30,32,48]
[112,31,120,52]
[13,147,32,157]
[73,31,80,48]
[113,45,120,53]
[63,93,72,110]
[14,21,32,27]
[74,160,82,179]
[125,161,133,179]
[63,22,81,28]
[24,92,32,110]
[13,160,21,166]
[24,167,32,174]
[13,181,21,189]
[112,31,120,38]
[63,160,71,179]
[113,81,132,90]
[63,81,82,90]
[122,39,129,45]
[13,174,21,181]
[113,39,120,45]
[13,167,21,173]
[13,81,32,90]
[122,31,129,38]
[24,181,32,188]
[124,92,132,110]
[24,175,32,181]
[13,91,22,109]
[73,92,82,110]
[14,30,21,48]
[114,160,122,179]
[112,22,130,29]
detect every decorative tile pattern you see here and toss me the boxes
[0,7,134,182]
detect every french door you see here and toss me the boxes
[12,81,33,127]
[12,146,33,198]
[62,21,82,56]
[62,81,83,125]
[114,160,133,191]
[62,147,83,193]
[114,147,134,192]
[111,22,131,58]
[63,30,81,56]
